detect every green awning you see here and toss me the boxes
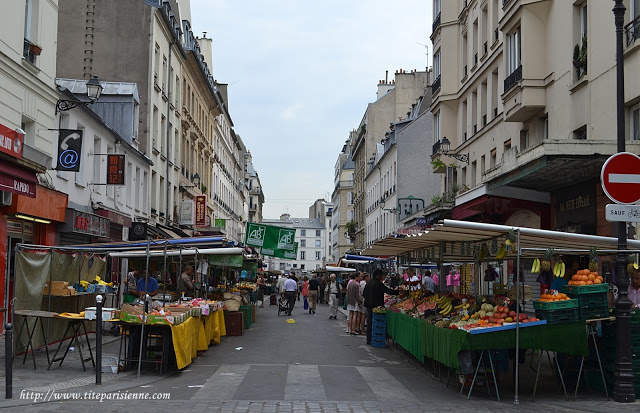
[208,254,243,267]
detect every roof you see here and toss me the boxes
[361,219,640,261]
[56,78,139,101]
[262,218,324,229]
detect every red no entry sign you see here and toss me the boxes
[601,152,640,204]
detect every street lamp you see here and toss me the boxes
[440,137,469,164]
[55,76,103,113]
[179,173,200,191]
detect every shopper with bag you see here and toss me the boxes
[308,273,319,314]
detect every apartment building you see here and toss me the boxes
[430,0,640,237]
[246,151,265,224]
[263,214,326,274]
[309,199,333,266]
[0,0,70,330]
[352,70,430,250]
[331,133,355,262]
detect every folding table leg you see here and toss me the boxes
[81,322,95,368]
[487,350,500,402]
[39,318,50,366]
[553,352,569,400]
[590,324,609,400]
[532,350,543,402]
[48,322,73,370]
[22,318,39,369]
[574,356,585,401]
[467,350,484,400]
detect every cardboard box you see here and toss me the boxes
[43,281,74,296]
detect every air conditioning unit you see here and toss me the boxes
[0,191,12,206]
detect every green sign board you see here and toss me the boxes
[215,218,226,228]
[268,242,298,259]
[245,222,296,254]
[208,254,243,267]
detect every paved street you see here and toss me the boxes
[0,302,639,412]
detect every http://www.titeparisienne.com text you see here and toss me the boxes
[20,390,171,403]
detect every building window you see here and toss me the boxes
[631,104,640,140]
[301,229,306,237]
[573,125,587,140]
[315,251,321,260]
[315,239,321,247]
[316,230,321,237]
[490,148,497,168]
[433,49,441,79]
[300,239,306,247]
[300,251,306,260]
[347,191,353,205]
[434,112,440,144]
[506,27,521,75]
[521,129,530,150]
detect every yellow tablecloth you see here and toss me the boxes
[217,308,226,337]
[170,316,200,370]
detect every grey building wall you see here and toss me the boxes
[57,0,154,149]
[397,108,438,209]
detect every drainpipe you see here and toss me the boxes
[165,41,174,226]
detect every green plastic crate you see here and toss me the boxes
[533,299,578,311]
[535,307,580,324]
[239,305,252,330]
[561,283,609,295]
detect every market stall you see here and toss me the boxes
[361,219,640,401]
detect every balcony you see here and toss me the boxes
[503,65,522,93]
[503,0,514,8]
[502,65,546,122]
[249,187,262,195]
[626,16,640,47]
[431,75,441,93]
[432,140,441,155]
[432,12,441,33]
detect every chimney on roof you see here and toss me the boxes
[385,70,388,84]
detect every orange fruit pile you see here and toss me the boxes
[539,292,570,302]
[568,269,603,286]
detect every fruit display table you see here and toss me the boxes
[386,311,589,371]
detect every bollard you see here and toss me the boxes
[5,323,12,399]
[96,295,103,385]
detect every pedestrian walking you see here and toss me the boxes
[363,269,399,345]
[319,274,327,303]
[308,273,319,314]
[301,276,310,311]
[177,265,195,298]
[326,274,341,319]
[123,269,139,304]
[346,272,362,335]
[283,274,298,316]
[256,273,266,307]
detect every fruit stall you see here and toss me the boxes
[361,219,640,401]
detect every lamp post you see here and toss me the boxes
[612,0,635,403]
[440,137,469,164]
[55,76,103,113]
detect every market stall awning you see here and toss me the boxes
[325,266,357,272]
[360,219,640,261]
[108,247,244,258]
[64,236,225,251]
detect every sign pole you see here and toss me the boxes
[612,0,635,403]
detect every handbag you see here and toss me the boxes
[303,297,309,310]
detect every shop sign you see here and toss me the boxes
[0,123,23,159]
[7,219,22,233]
[55,129,83,172]
[208,254,243,267]
[106,154,125,185]
[23,221,33,235]
[180,200,193,225]
[215,218,226,228]
[245,223,296,251]
[261,242,299,259]
[195,195,206,227]
[0,173,35,197]
[555,181,596,234]
[73,210,109,237]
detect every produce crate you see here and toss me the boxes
[373,313,387,324]
[535,307,580,325]
[533,299,578,311]
[561,283,609,295]
[508,284,531,300]
[239,305,252,330]
[493,284,508,296]
[371,336,386,348]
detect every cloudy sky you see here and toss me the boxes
[189,0,433,219]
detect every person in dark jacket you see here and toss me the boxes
[363,269,399,345]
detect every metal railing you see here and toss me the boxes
[503,65,522,93]
[432,12,441,33]
[23,38,36,64]
[432,140,441,155]
[432,75,441,93]
[626,16,640,47]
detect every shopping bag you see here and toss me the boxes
[303,297,308,310]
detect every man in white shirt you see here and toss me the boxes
[283,275,298,316]
[276,275,287,296]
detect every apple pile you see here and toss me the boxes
[483,305,538,324]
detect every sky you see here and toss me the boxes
[189,0,433,219]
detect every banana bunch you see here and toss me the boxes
[427,294,440,303]
[439,301,453,315]
[496,244,507,260]
[531,258,541,274]
[553,260,566,277]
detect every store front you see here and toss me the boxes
[1,184,68,330]
[58,209,111,245]
[452,194,551,228]
[95,208,132,242]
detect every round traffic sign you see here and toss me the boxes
[601,152,640,204]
